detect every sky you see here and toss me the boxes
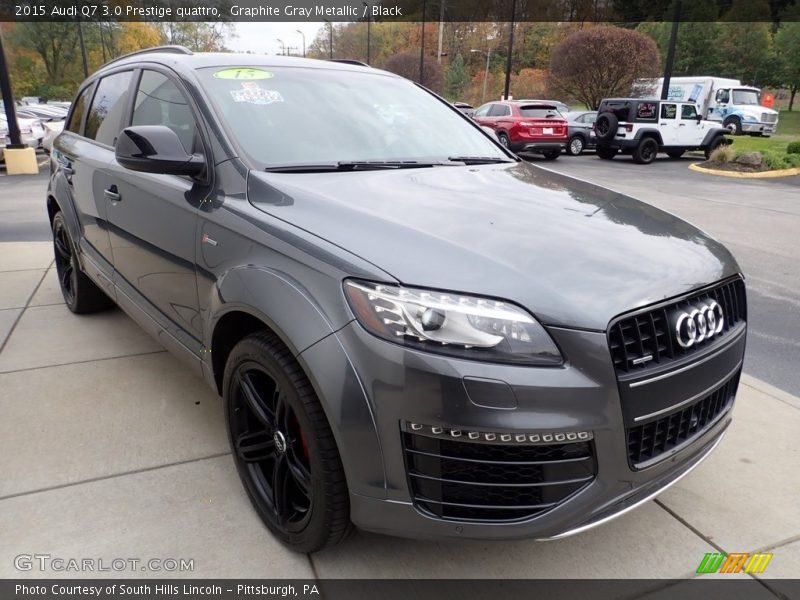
[227,22,326,56]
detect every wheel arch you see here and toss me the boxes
[635,129,663,146]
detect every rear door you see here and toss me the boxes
[105,68,210,369]
[472,103,493,127]
[53,71,135,297]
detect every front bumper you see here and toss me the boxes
[299,302,744,541]
[742,122,776,136]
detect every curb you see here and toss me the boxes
[688,163,800,179]
[741,374,800,409]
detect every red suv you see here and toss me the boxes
[473,101,567,159]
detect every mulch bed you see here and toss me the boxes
[695,160,768,173]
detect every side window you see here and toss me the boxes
[66,86,92,134]
[715,89,730,103]
[660,103,677,119]
[488,104,510,117]
[85,71,133,146]
[681,104,698,120]
[474,104,491,117]
[132,70,199,154]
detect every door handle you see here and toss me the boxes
[104,186,121,202]
[679,123,686,127]
[61,165,74,175]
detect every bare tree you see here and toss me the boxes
[384,52,444,94]
[549,26,660,109]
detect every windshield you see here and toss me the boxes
[732,89,760,105]
[196,66,508,168]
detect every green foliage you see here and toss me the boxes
[761,151,786,169]
[775,22,800,110]
[788,141,800,154]
[445,53,469,101]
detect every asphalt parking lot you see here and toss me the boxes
[1,157,799,591]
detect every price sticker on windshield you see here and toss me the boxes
[213,68,274,80]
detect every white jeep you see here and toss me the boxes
[593,98,731,164]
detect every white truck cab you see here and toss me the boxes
[638,77,779,137]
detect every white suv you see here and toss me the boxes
[593,98,730,164]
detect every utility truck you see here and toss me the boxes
[637,77,779,137]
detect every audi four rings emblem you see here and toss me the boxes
[674,301,725,348]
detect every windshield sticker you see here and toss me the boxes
[230,82,284,105]
[214,68,273,80]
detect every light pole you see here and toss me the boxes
[362,2,371,64]
[471,48,492,104]
[324,20,333,59]
[295,30,306,58]
[276,38,285,56]
[419,0,427,84]
[503,0,516,100]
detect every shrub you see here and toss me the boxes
[709,145,736,163]
[784,153,800,168]
[761,151,787,170]
[787,141,800,155]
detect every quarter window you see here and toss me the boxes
[635,102,657,121]
[132,70,199,154]
[85,71,134,146]
[66,86,92,134]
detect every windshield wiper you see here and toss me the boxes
[264,160,451,173]
[447,156,515,165]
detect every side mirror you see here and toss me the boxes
[115,125,205,177]
[696,114,703,122]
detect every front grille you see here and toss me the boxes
[762,112,778,124]
[403,432,596,522]
[609,278,746,374]
[627,371,739,468]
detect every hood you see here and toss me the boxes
[248,163,739,330]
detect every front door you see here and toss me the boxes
[105,68,210,366]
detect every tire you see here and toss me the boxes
[723,116,742,136]
[704,136,727,160]
[567,136,585,156]
[666,150,685,159]
[542,149,560,160]
[223,331,352,553]
[632,137,659,164]
[596,145,618,160]
[497,132,510,148]
[51,212,114,314]
[594,113,618,141]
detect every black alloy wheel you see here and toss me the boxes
[53,214,77,307]
[224,332,351,552]
[633,138,659,164]
[51,212,114,314]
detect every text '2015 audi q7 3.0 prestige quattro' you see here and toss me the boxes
[48,47,747,552]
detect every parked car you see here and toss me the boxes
[453,101,475,117]
[0,115,45,159]
[17,103,68,122]
[49,48,746,552]
[473,101,567,159]
[593,98,730,164]
[42,120,65,154]
[566,110,597,155]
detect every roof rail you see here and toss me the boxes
[102,45,193,68]
[327,59,369,67]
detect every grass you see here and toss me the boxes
[711,110,800,170]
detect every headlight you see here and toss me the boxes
[344,279,562,366]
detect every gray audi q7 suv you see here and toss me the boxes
[48,47,746,552]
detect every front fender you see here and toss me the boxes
[205,265,341,357]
